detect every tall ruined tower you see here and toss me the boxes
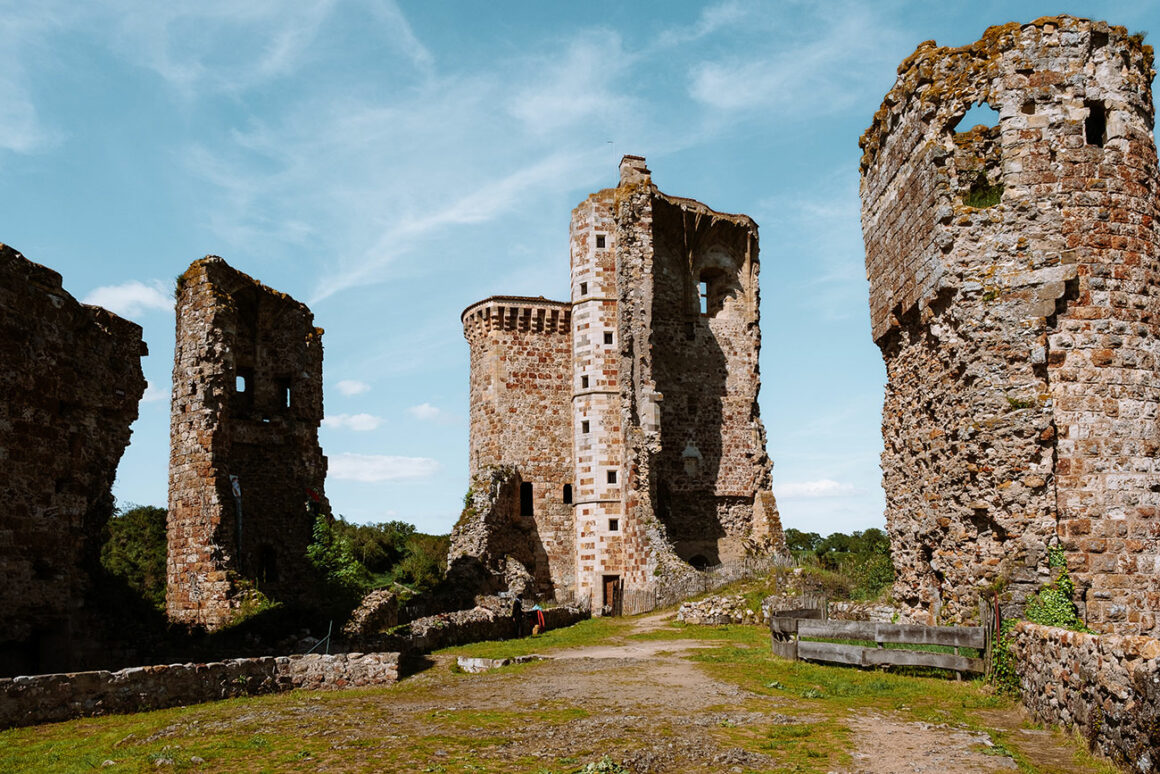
[0,245,146,674]
[861,17,1160,634]
[459,297,575,599]
[168,257,328,628]
[454,156,782,614]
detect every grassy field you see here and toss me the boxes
[0,616,1117,774]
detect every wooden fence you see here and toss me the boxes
[771,617,988,674]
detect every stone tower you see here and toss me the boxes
[168,257,329,629]
[0,244,146,674]
[455,156,782,614]
[459,296,575,599]
[861,17,1160,634]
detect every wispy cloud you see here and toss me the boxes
[83,280,173,318]
[141,380,168,403]
[329,452,440,482]
[407,402,442,421]
[778,479,864,499]
[687,3,902,118]
[322,413,382,432]
[335,379,371,396]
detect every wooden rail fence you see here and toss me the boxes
[771,617,988,674]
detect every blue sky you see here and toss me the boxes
[3,1,1157,535]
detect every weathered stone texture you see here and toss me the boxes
[0,651,399,730]
[1013,622,1159,773]
[457,156,784,614]
[0,244,146,675]
[862,18,1160,633]
[167,257,328,629]
[460,298,574,599]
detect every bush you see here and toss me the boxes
[100,504,168,610]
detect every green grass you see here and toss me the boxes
[435,615,631,660]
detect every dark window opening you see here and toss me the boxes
[582,420,590,433]
[1085,100,1107,147]
[581,375,589,389]
[563,484,573,504]
[606,470,617,484]
[595,234,606,249]
[603,331,613,345]
[520,482,534,517]
[257,544,279,585]
[685,321,696,340]
[608,518,619,532]
[276,377,292,409]
[579,282,587,296]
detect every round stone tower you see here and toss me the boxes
[460,296,575,598]
[861,17,1160,634]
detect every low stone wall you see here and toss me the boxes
[0,651,398,730]
[678,595,764,626]
[363,603,589,654]
[679,593,899,627]
[1013,622,1159,773]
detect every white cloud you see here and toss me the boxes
[407,402,442,421]
[322,413,382,432]
[141,380,168,403]
[777,479,863,499]
[83,280,173,318]
[329,452,439,482]
[335,379,370,396]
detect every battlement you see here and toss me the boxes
[461,296,571,340]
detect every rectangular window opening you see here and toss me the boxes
[236,369,252,394]
[595,234,606,249]
[582,420,590,434]
[563,484,573,504]
[606,470,617,484]
[579,282,588,296]
[698,281,709,315]
[608,518,619,532]
[276,377,292,409]
[603,331,613,345]
[520,482,534,517]
[1085,100,1107,147]
[581,375,589,389]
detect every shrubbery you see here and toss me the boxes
[784,527,895,600]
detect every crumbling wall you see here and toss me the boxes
[861,17,1160,634]
[460,298,574,599]
[0,244,147,675]
[168,257,328,629]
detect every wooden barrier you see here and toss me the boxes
[770,616,987,674]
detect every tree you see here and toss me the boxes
[100,504,167,610]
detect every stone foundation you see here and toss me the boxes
[1013,622,1159,773]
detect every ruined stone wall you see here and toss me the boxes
[0,244,147,675]
[0,651,399,730]
[1013,622,1159,773]
[648,193,770,565]
[461,298,574,599]
[168,257,328,629]
[862,18,1160,633]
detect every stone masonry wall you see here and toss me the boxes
[0,244,147,676]
[861,18,1160,633]
[168,257,329,629]
[0,651,399,730]
[460,297,574,599]
[1013,622,1159,773]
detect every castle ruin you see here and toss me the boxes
[453,156,783,614]
[0,244,147,674]
[861,17,1160,635]
[167,257,329,629]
